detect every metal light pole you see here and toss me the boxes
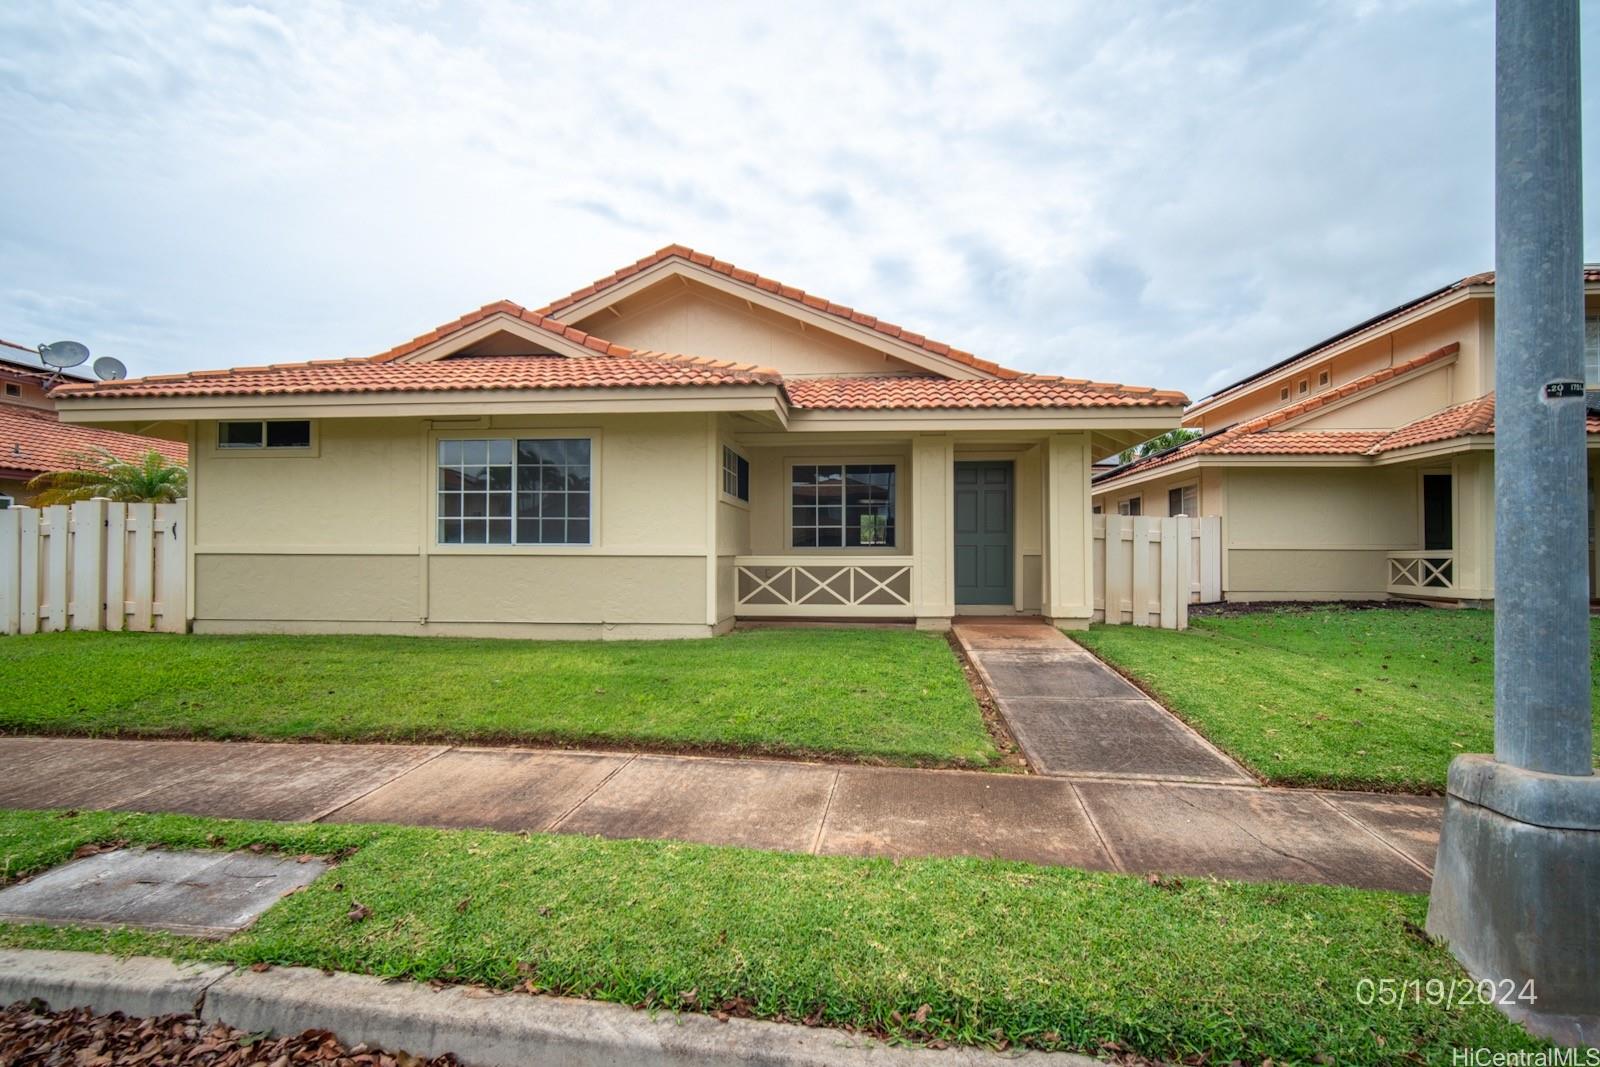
[1426,0,1599,1047]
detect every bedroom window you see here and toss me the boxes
[791,463,896,548]
[218,420,312,449]
[1117,496,1142,516]
[722,446,750,502]
[437,437,591,546]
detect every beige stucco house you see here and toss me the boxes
[53,246,1184,638]
[1092,267,1600,604]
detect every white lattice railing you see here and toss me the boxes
[734,556,913,617]
[1388,550,1455,596]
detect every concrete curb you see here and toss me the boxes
[0,949,230,1019]
[0,950,1094,1066]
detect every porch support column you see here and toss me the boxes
[1041,432,1093,629]
[1426,1,1599,1045]
[1449,452,1496,605]
[910,433,954,630]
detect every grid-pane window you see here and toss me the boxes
[722,446,749,502]
[791,463,896,548]
[437,437,591,546]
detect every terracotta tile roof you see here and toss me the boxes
[1372,394,1497,452]
[785,375,1186,410]
[1193,265,1600,413]
[1097,381,1600,486]
[536,245,1023,379]
[1098,342,1463,481]
[0,402,186,476]
[51,353,781,401]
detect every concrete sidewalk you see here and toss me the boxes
[0,736,1441,892]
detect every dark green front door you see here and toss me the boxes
[954,461,1013,605]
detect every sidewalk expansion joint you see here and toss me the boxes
[809,768,842,855]
[1313,793,1434,877]
[545,754,636,832]
[307,745,453,825]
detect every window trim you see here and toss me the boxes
[209,419,318,458]
[427,427,602,554]
[784,456,903,553]
[720,444,751,508]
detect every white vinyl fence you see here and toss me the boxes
[0,500,186,635]
[1092,514,1221,630]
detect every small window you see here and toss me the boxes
[1167,484,1199,517]
[4,383,19,398]
[1297,379,1309,395]
[1092,504,1103,515]
[792,463,895,547]
[722,446,750,502]
[0,493,12,509]
[1279,386,1290,401]
[219,420,311,449]
[1117,496,1142,517]
[1318,369,1331,388]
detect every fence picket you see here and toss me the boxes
[0,509,18,634]
[42,505,69,632]
[127,503,154,631]
[104,503,126,630]
[1102,514,1127,625]
[70,500,105,631]
[156,502,185,633]
[1131,517,1155,627]
[1159,518,1178,628]
[17,508,39,634]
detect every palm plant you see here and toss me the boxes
[25,448,187,505]
[1118,428,1200,465]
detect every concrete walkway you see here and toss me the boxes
[0,736,1442,892]
[954,618,1253,783]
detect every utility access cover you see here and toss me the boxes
[0,848,327,938]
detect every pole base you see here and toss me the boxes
[1427,755,1600,1047]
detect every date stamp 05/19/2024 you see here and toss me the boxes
[1358,979,1598,1066]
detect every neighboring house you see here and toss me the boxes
[53,245,1185,638]
[0,350,187,506]
[1092,267,1600,604]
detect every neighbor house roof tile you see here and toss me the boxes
[536,244,1023,379]
[0,402,187,476]
[785,375,1186,410]
[51,353,782,401]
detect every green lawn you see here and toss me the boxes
[0,809,1543,1064]
[1073,608,1600,792]
[0,629,996,768]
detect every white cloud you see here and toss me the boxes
[0,0,1595,403]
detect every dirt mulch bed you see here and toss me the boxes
[0,1000,459,1067]
[1187,599,1430,619]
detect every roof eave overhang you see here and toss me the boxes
[782,404,1185,434]
[551,258,1003,381]
[54,384,791,429]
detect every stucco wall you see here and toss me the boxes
[579,284,923,377]
[191,413,718,637]
[1223,466,1419,600]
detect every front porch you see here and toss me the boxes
[716,429,1146,631]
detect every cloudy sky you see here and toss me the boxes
[2,1,1597,401]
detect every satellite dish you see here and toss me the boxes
[38,341,90,369]
[93,356,127,382]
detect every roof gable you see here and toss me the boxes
[539,245,1019,381]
